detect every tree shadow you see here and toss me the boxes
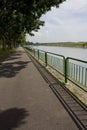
[9,51,23,57]
[5,51,23,61]
[0,108,29,130]
[0,61,30,78]
[6,56,21,61]
[0,51,22,63]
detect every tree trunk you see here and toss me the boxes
[2,37,6,50]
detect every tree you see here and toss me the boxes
[0,0,65,49]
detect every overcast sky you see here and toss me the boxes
[26,0,87,43]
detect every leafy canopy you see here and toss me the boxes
[0,0,65,47]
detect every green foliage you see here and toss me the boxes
[0,0,65,49]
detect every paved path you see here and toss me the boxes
[0,47,79,130]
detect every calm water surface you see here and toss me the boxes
[32,46,87,61]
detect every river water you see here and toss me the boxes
[32,46,87,61]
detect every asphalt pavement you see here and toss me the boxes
[0,47,79,130]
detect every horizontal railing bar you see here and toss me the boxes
[67,57,87,64]
[33,49,65,59]
[47,52,65,59]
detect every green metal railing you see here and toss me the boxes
[66,57,87,89]
[47,52,65,75]
[39,50,45,63]
[25,47,87,92]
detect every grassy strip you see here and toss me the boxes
[0,48,15,60]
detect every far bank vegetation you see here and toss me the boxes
[35,42,87,48]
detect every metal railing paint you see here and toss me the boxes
[47,52,65,75]
[66,57,87,90]
[25,47,87,92]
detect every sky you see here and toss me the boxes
[26,0,87,43]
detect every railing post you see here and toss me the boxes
[38,50,39,60]
[65,58,68,83]
[34,49,35,56]
[45,52,47,66]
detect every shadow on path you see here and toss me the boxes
[0,61,30,78]
[0,108,29,130]
[6,51,24,61]
[0,50,31,78]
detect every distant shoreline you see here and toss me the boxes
[35,42,87,48]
